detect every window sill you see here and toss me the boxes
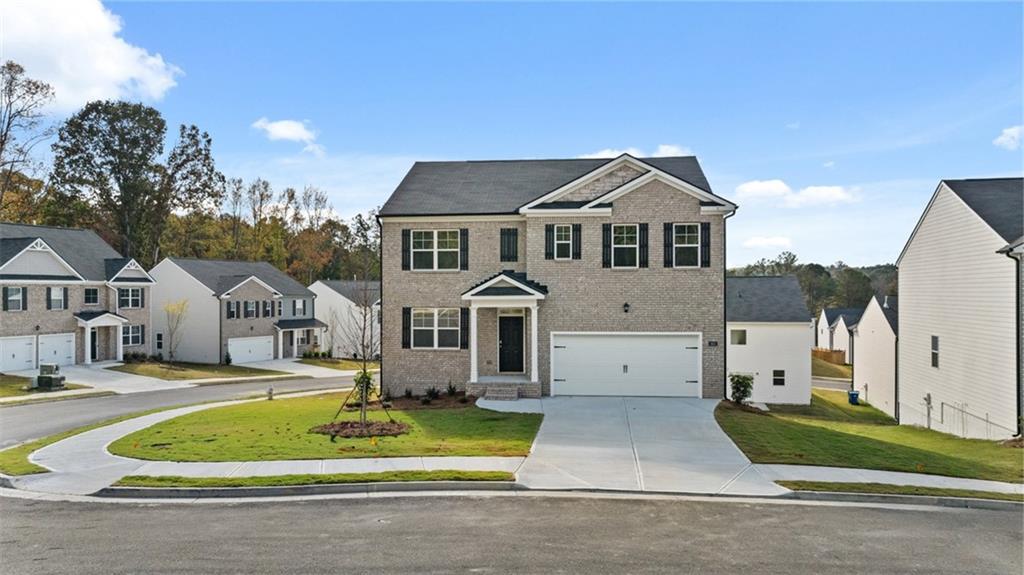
[609,267,640,271]
[409,269,462,273]
[409,347,464,352]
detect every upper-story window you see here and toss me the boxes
[262,300,273,317]
[48,287,66,310]
[84,288,99,305]
[931,336,939,368]
[673,223,700,268]
[3,287,25,311]
[118,287,142,309]
[294,298,306,316]
[612,224,639,268]
[244,300,257,318]
[554,225,572,260]
[412,230,459,271]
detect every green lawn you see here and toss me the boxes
[115,470,514,488]
[108,362,289,380]
[109,392,542,461]
[298,358,380,371]
[0,375,89,398]
[811,357,852,380]
[778,481,1024,503]
[716,389,1023,483]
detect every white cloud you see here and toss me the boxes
[734,179,857,208]
[993,125,1022,151]
[742,236,792,249]
[735,179,793,201]
[823,160,836,168]
[577,144,692,159]
[2,0,181,112]
[786,122,801,130]
[251,117,324,157]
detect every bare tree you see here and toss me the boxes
[226,178,244,258]
[0,61,55,209]
[164,299,189,362]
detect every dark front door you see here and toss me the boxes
[90,328,98,361]
[498,316,524,373]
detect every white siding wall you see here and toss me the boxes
[815,310,831,348]
[853,298,897,419]
[727,322,813,405]
[149,259,220,364]
[898,185,1017,439]
[309,282,380,359]
[831,317,852,363]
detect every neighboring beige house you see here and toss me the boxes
[149,257,324,364]
[309,279,381,360]
[0,222,154,371]
[815,307,864,363]
[897,177,1022,439]
[852,295,898,419]
[378,153,737,399]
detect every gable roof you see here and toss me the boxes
[317,280,381,305]
[822,307,865,329]
[942,178,1022,243]
[0,222,123,281]
[379,156,718,216]
[463,270,549,297]
[879,295,898,335]
[166,257,313,297]
[726,276,811,323]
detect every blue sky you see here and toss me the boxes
[6,1,1022,266]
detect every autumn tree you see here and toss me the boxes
[0,61,55,210]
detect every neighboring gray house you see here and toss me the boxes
[897,177,1022,439]
[378,153,737,399]
[815,307,864,363]
[309,279,381,360]
[149,257,324,364]
[0,222,154,371]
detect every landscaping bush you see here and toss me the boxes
[425,386,441,400]
[446,381,457,397]
[224,351,232,365]
[404,388,413,399]
[729,373,753,405]
[420,397,432,405]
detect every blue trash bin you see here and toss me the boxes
[848,390,860,405]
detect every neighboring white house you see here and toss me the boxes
[815,307,864,364]
[897,177,1022,439]
[852,295,898,419]
[726,276,813,405]
[309,280,381,360]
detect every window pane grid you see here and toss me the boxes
[411,230,459,270]
[411,308,460,349]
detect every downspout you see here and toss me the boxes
[894,335,899,423]
[722,209,737,398]
[1007,250,1022,437]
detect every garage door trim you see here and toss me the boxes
[549,331,703,398]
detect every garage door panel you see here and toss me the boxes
[228,336,274,364]
[1,336,35,372]
[552,333,700,397]
[38,333,75,366]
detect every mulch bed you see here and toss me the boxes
[387,393,476,410]
[309,420,410,438]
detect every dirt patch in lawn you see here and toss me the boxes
[310,420,410,438]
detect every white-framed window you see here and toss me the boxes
[673,223,700,268]
[294,298,306,316]
[49,288,65,310]
[263,301,273,317]
[411,230,459,271]
[156,332,163,351]
[411,308,460,349]
[612,224,639,268]
[244,300,257,318]
[277,300,283,316]
[772,369,786,386]
[298,329,309,345]
[123,325,143,347]
[118,287,142,309]
[84,287,99,305]
[931,336,939,368]
[4,287,24,311]
[730,329,747,345]
[554,224,572,260]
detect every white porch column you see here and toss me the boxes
[529,304,538,382]
[277,331,284,359]
[84,327,92,365]
[293,331,299,358]
[469,305,478,383]
[116,325,124,361]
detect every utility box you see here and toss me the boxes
[35,364,66,390]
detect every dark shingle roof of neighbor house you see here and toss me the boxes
[726,276,811,323]
[943,178,1023,243]
[275,318,327,330]
[380,156,724,216]
[167,257,313,297]
[878,295,898,335]
[319,280,381,305]
[822,307,865,328]
[0,222,126,281]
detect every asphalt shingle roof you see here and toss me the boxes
[943,178,1023,243]
[823,307,865,329]
[726,276,811,323]
[167,257,313,297]
[0,223,124,281]
[879,295,898,335]
[380,156,721,216]
[318,280,381,305]
[463,270,549,296]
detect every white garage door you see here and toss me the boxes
[228,336,274,364]
[38,333,75,366]
[551,333,701,397]
[0,336,35,372]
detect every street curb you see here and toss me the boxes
[783,490,1023,512]
[93,481,523,499]
[0,474,13,489]
[0,390,118,408]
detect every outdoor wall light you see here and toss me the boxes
[623,303,630,313]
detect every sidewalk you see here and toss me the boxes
[755,464,1024,495]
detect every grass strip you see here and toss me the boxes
[115,470,514,488]
[778,480,1024,503]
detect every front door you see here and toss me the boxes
[90,328,98,361]
[498,316,524,373]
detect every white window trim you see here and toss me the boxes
[730,329,747,346]
[84,287,99,306]
[50,288,65,310]
[244,300,257,319]
[611,224,639,269]
[772,369,786,386]
[295,299,306,316]
[119,287,142,309]
[122,325,142,347]
[931,336,939,368]
[155,332,163,350]
[6,286,24,311]
[411,229,460,272]
[554,224,572,260]
[673,223,701,269]
[411,307,461,350]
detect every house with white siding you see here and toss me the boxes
[815,307,864,363]
[852,295,898,419]
[897,177,1022,439]
[309,279,381,360]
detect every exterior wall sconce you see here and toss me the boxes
[623,303,630,313]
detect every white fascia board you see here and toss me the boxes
[108,258,156,283]
[462,274,546,299]
[219,275,283,299]
[0,238,86,280]
[582,169,736,212]
[520,208,612,217]
[518,153,640,211]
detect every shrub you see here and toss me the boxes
[458,396,468,404]
[425,386,441,400]
[224,351,232,366]
[420,397,432,405]
[404,388,413,399]
[153,352,164,362]
[729,373,754,405]
[383,389,393,402]
[446,381,457,397]
[326,348,333,358]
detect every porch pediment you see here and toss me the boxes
[75,310,128,327]
[462,271,547,302]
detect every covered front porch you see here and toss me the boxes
[275,318,328,358]
[75,311,128,364]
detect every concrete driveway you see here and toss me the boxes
[505,397,786,496]
[11,363,193,394]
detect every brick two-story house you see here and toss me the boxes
[0,223,154,372]
[379,154,737,399]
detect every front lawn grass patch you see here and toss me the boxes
[778,481,1024,503]
[0,375,89,398]
[298,358,379,371]
[109,392,542,461]
[108,362,289,380]
[115,470,514,488]
[716,390,1023,483]
[811,357,852,380]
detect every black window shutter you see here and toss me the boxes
[459,228,469,270]
[63,287,69,310]
[500,228,518,262]
[601,224,612,268]
[664,223,674,267]
[141,325,146,345]
[639,224,649,268]
[401,307,411,349]
[2,287,7,311]
[571,224,582,260]
[460,307,470,349]
[401,229,411,270]
[46,287,52,310]
[700,222,711,268]
[292,300,297,315]
[140,288,145,308]
[544,224,554,260]
[22,287,27,311]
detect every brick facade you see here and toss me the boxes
[220,281,281,360]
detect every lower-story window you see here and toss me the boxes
[412,308,460,349]
[123,325,143,347]
[298,330,309,345]
[155,332,163,351]
[772,369,785,386]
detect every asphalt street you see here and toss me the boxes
[0,376,353,447]
[1,495,1020,574]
